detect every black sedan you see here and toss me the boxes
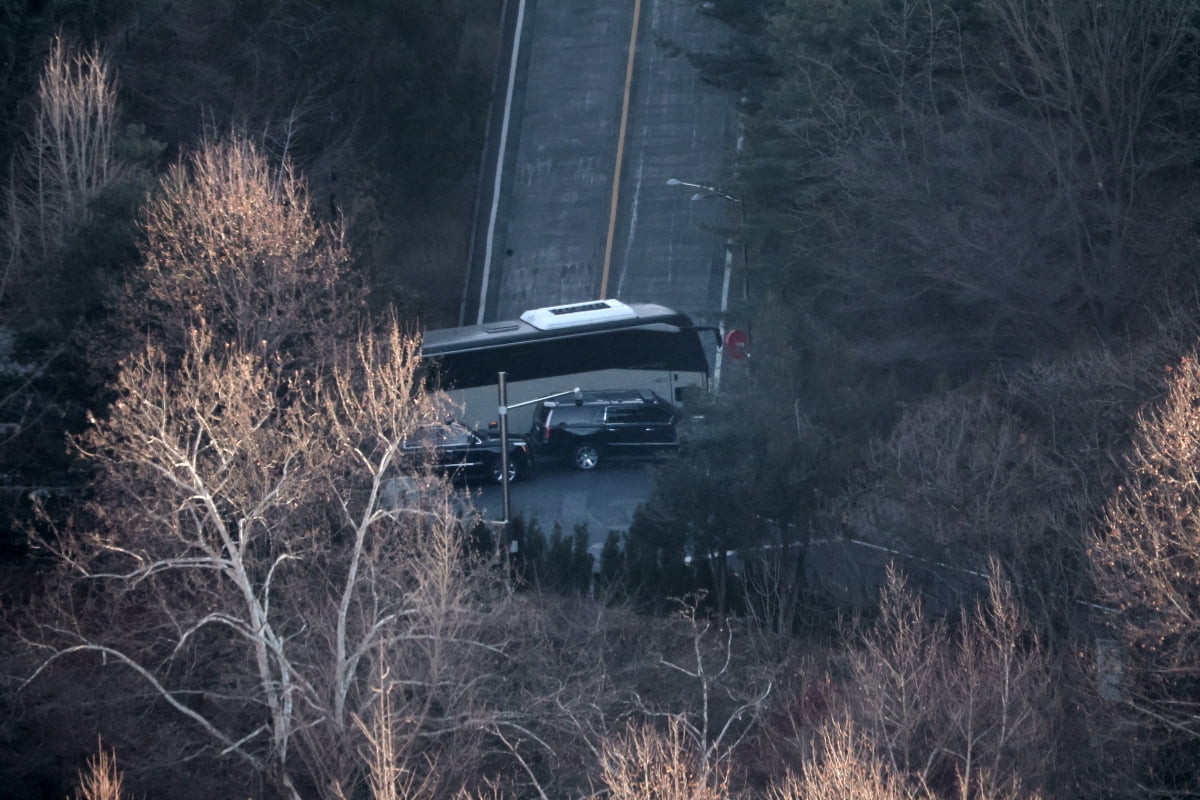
[402,421,532,484]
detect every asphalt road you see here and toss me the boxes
[475,0,739,329]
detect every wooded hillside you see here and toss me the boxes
[4,1,1200,798]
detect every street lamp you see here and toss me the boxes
[495,372,581,526]
[667,177,746,390]
[666,176,738,203]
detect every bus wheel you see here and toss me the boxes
[572,444,600,471]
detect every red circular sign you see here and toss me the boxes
[724,329,749,359]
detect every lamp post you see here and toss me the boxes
[496,372,581,525]
[667,177,746,390]
[666,176,738,203]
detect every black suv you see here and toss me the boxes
[529,390,680,470]
[402,421,532,483]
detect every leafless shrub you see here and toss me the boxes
[599,716,730,800]
[450,779,507,800]
[767,716,916,800]
[740,541,809,659]
[72,739,125,800]
[768,711,1048,800]
[458,591,778,800]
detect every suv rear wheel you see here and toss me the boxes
[572,443,600,471]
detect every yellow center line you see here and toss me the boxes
[600,0,642,300]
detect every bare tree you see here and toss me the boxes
[841,568,947,787]
[621,594,773,785]
[25,323,504,799]
[762,0,1097,371]
[1093,352,1200,786]
[124,132,363,365]
[842,567,1058,798]
[2,34,122,307]
[845,386,1089,633]
[756,0,1199,404]
[474,592,775,798]
[985,0,1199,318]
[346,663,442,800]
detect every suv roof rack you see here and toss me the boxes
[542,389,660,407]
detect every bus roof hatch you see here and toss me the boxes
[519,299,639,331]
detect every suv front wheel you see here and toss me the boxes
[572,443,601,471]
[489,456,522,484]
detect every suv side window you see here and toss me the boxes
[604,406,645,424]
[642,406,673,425]
[606,405,674,425]
[551,405,603,427]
